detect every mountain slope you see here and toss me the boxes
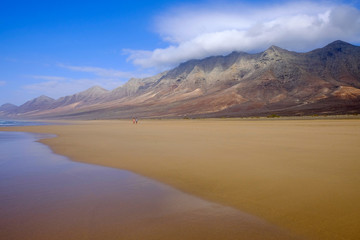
[16,95,55,114]
[2,40,360,119]
[51,85,109,109]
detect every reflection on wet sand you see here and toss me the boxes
[0,132,298,240]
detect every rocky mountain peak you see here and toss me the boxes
[36,95,54,101]
[164,51,251,80]
[326,40,353,48]
[82,85,108,95]
[311,40,356,56]
[263,45,288,55]
[260,45,287,62]
[267,45,282,51]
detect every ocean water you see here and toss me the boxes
[0,131,298,240]
[0,119,49,127]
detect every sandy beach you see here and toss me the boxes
[2,118,360,240]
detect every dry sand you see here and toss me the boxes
[2,119,360,239]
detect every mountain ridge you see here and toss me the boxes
[2,40,360,119]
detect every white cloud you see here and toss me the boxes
[58,64,134,78]
[0,81,6,86]
[126,1,360,69]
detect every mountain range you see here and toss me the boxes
[1,40,360,119]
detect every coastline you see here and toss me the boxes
[1,131,298,240]
[2,118,360,239]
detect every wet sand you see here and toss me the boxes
[0,131,297,240]
[2,119,360,239]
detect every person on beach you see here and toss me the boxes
[132,117,135,124]
[135,117,138,124]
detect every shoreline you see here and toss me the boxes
[1,131,297,240]
[2,119,360,239]
[1,113,360,122]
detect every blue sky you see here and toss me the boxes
[1,0,360,105]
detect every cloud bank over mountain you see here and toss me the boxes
[126,1,360,69]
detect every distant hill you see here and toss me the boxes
[17,95,55,114]
[1,40,360,119]
[50,85,109,109]
[0,103,18,114]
